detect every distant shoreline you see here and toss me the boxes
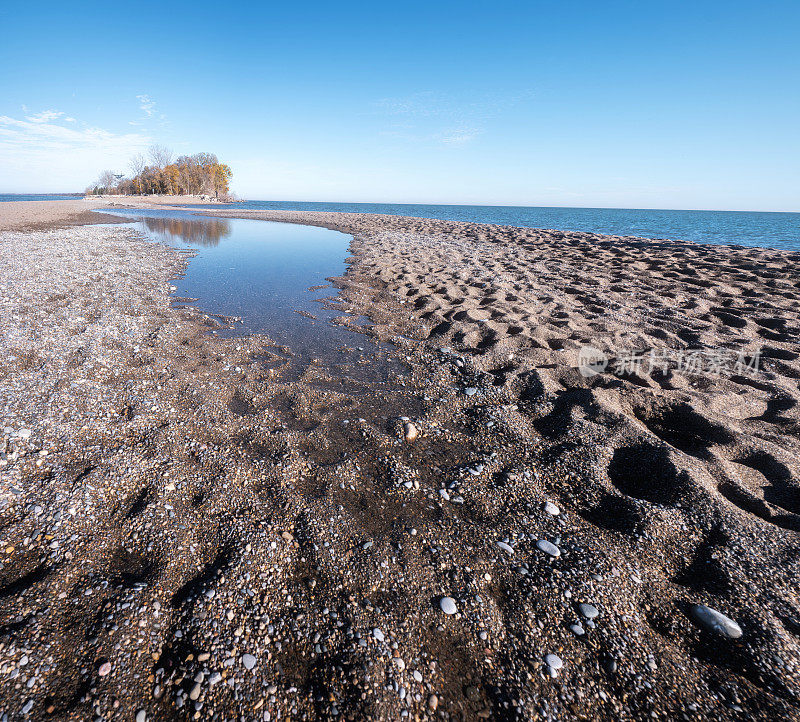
[3,194,798,250]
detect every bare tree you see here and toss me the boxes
[130,153,147,194]
[98,170,117,191]
[148,144,173,169]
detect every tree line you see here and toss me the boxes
[87,145,233,199]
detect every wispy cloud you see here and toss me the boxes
[0,114,150,152]
[130,94,167,127]
[0,110,152,189]
[26,109,65,124]
[137,94,156,117]
[440,126,481,145]
[373,90,530,147]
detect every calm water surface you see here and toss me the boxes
[184,200,800,251]
[0,193,83,202]
[96,209,384,367]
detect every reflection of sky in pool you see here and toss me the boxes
[94,209,376,361]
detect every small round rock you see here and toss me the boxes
[496,541,514,556]
[545,653,563,670]
[439,597,458,615]
[97,661,112,677]
[690,604,743,639]
[136,710,147,722]
[578,603,599,619]
[536,539,561,557]
[242,653,257,670]
[543,501,560,516]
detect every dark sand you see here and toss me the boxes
[1,201,799,721]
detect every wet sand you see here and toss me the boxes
[0,196,227,232]
[1,201,799,720]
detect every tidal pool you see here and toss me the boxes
[95,209,391,375]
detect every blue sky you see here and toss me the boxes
[1,0,798,210]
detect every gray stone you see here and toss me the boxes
[690,604,743,639]
[439,597,458,615]
[578,603,599,619]
[543,501,560,516]
[496,541,514,556]
[545,653,563,670]
[536,539,560,557]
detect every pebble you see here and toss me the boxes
[578,603,599,619]
[465,387,477,396]
[496,541,514,556]
[98,661,112,677]
[403,422,419,442]
[135,711,147,722]
[242,653,257,670]
[373,628,385,642]
[428,694,439,711]
[536,539,560,557]
[690,604,743,639]
[543,501,560,516]
[545,653,563,670]
[439,597,458,615]
[569,623,585,636]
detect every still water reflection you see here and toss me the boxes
[95,209,385,368]
[141,215,233,247]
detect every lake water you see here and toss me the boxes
[184,200,800,252]
[3,194,797,250]
[0,193,83,202]
[95,209,390,374]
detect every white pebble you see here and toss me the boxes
[496,541,514,556]
[691,605,743,639]
[536,539,560,557]
[439,597,458,615]
[543,501,560,516]
[545,653,563,670]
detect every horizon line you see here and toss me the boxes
[0,191,797,215]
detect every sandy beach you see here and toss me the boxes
[0,196,223,232]
[1,199,799,721]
